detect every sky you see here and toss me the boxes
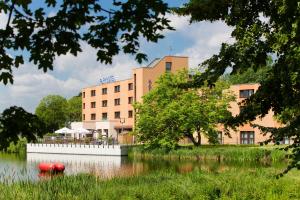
[0,1,233,113]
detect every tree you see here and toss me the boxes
[176,0,300,172]
[0,106,45,150]
[134,71,234,149]
[35,95,68,132]
[0,0,173,84]
[67,95,82,122]
[224,57,273,85]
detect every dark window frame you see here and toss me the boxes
[128,110,133,118]
[240,131,255,144]
[102,112,108,120]
[91,102,96,108]
[91,90,96,97]
[114,98,120,106]
[114,85,120,93]
[128,97,133,104]
[166,62,172,72]
[128,83,133,91]
[114,111,120,119]
[102,100,108,107]
[91,113,96,120]
[102,88,107,95]
[239,89,254,98]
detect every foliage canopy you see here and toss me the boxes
[177,0,300,172]
[0,106,45,150]
[0,0,173,84]
[134,71,234,149]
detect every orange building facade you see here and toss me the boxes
[77,56,188,140]
[77,56,285,145]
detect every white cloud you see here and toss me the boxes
[0,12,8,29]
[0,13,235,113]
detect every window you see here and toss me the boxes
[83,103,85,109]
[114,85,120,93]
[218,132,223,144]
[279,137,290,145]
[128,110,133,118]
[239,89,254,98]
[115,111,120,119]
[148,80,152,91]
[91,90,96,96]
[83,114,85,120]
[114,98,120,106]
[102,100,107,107]
[102,113,108,120]
[128,83,133,90]
[83,92,85,98]
[91,102,96,108]
[91,113,96,120]
[102,88,107,95]
[128,97,133,104]
[240,131,255,144]
[166,62,172,72]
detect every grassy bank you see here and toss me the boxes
[0,167,299,200]
[129,145,288,162]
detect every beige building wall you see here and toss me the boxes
[82,56,188,135]
[201,83,283,145]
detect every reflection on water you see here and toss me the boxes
[0,152,285,183]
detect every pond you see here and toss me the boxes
[0,152,285,183]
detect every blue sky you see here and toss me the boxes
[0,1,233,113]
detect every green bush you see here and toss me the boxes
[6,137,27,154]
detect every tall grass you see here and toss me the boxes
[130,145,288,163]
[0,167,299,200]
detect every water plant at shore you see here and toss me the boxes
[129,145,288,163]
[0,167,299,200]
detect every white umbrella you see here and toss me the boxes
[73,127,90,139]
[55,127,74,134]
[74,127,90,134]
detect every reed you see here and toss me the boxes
[0,166,299,200]
[129,145,288,163]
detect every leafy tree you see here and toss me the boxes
[176,0,300,172]
[35,95,68,132]
[0,106,45,150]
[0,0,173,84]
[224,57,273,85]
[67,95,82,122]
[134,71,234,149]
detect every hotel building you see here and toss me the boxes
[75,56,285,145]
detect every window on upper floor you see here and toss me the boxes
[128,97,133,104]
[114,98,120,106]
[102,113,108,120]
[102,88,107,95]
[83,103,85,109]
[91,113,96,120]
[114,111,120,119]
[240,131,255,144]
[148,80,152,91]
[91,102,96,108]
[102,100,107,107]
[166,62,172,72]
[239,89,254,98]
[128,110,133,118]
[91,90,96,96]
[114,85,120,93]
[128,83,133,91]
[82,92,85,98]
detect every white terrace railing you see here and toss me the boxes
[26,143,129,156]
